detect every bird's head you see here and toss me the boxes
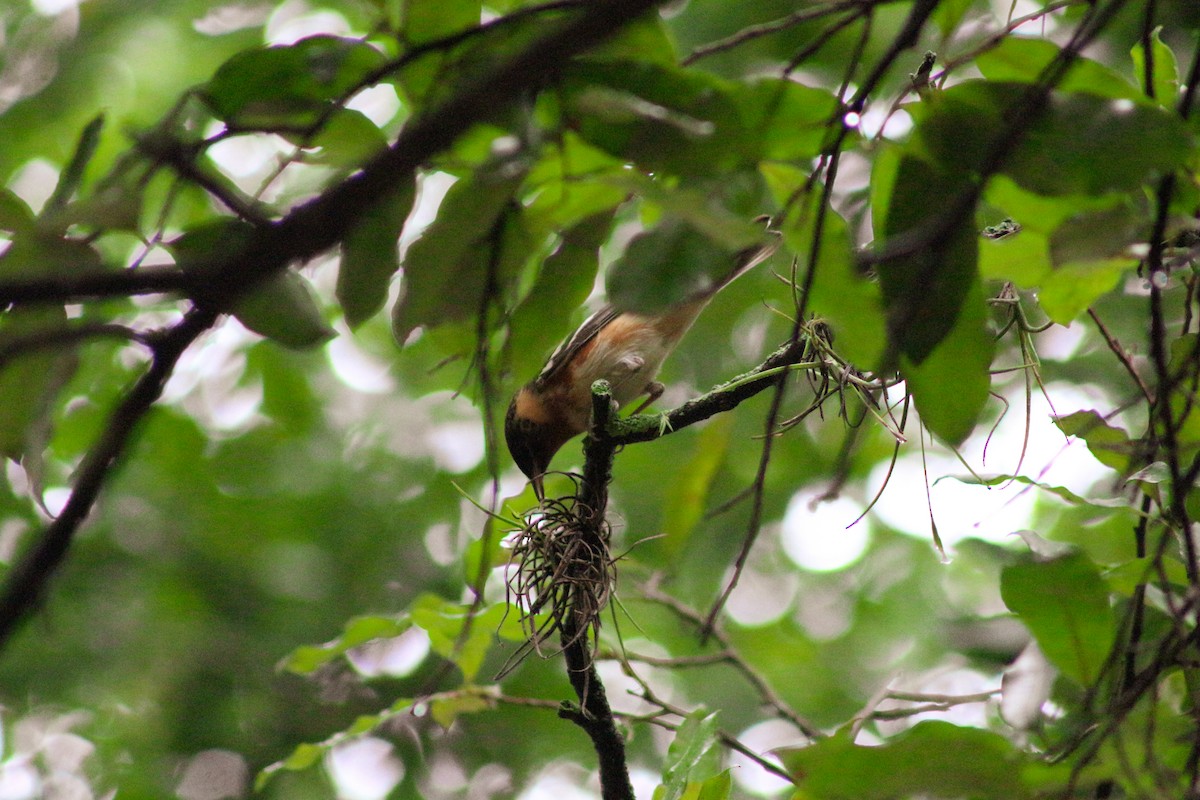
[504,386,574,500]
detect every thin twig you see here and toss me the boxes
[1088,308,1154,406]
[640,580,822,739]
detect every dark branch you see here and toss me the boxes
[0,307,219,646]
[195,0,671,311]
[0,0,669,311]
[595,334,816,451]
[0,0,669,647]
[0,266,192,307]
[558,613,633,800]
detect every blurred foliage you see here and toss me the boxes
[0,0,1199,799]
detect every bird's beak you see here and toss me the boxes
[531,472,545,502]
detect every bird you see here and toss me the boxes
[505,221,780,499]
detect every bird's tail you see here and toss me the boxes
[710,215,782,296]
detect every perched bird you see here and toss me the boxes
[505,224,780,498]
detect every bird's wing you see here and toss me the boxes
[533,304,621,390]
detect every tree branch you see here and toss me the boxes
[0,307,218,646]
[559,614,633,800]
[0,0,669,311]
[0,266,193,307]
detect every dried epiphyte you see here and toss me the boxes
[503,477,615,669]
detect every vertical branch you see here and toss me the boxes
[554,379,632,800]
[558,614,633,800]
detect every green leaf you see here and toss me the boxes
[983,175,1106,235]
[688,771,732,800]
[506,212,612,383]
[941,473,1138,514]
[902,278,993,445]
[462,527,504,589]
[233,270,335,350]
[295,107,389,168]
[410,595,513,681]
[170,219,257,272]
[1053,410,1135,473]
[562,61,745,176]
[932,0,973,36]
[734,78,840,163]
[978,227,1051,287]
[629,179,770,253]
[1037,259,1132,325]
[247,343,320,433]
[338,176,416,328]
[402,0,480,44]
[524,133,628,231]
[396,0,482,100]
[1001,551,1115,685]
[430,691,493,728]
[765,162,884,367]
[1131,27,1180,106]
[606,216,764,315]
[255,741,324,790]
[877,155,979,365]
[916,81,1192,196]
[1009,92,1191,196]
[778,721,1030,799]
[392,166,528,342]
[658,709,722,800]
[0,307,79,463]
[586,14,678,65]
[0,189,34,234]
[662,416,732,556]
[281,614,411,674]
[1048,202,1145,266]
[45,114,105,215]
[977,38,1142,100]
[205,36,386,129]
[256,698,416,790]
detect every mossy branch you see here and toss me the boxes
[582,333,817,481]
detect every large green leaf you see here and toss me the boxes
[392,166,528,342]
[976,38,1142,100]
[606,215,772,315]
[766,162,885,367]
[0,306,78,462]
[561,61,745,177]
[876,154,979,366]
[524,133,628,231]
[204,36,387,129]
[233,270,335,350]
[1053,410,1136,473]
[293,107,389,168]
[977,226,1052,287]
[734,78,840,163]
[0,189,34,234]
[656,708,722,800]
[338,176,416,328]
[661,415,732,556]
[1001,551,1116,686]
[778,722,1031,799]
[506,211,613,384]
[902,278,993,445]
[1130,27,1180,106]
[916,81,1192,197]
[396,0,483,100]
[1037,259,1133,325]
